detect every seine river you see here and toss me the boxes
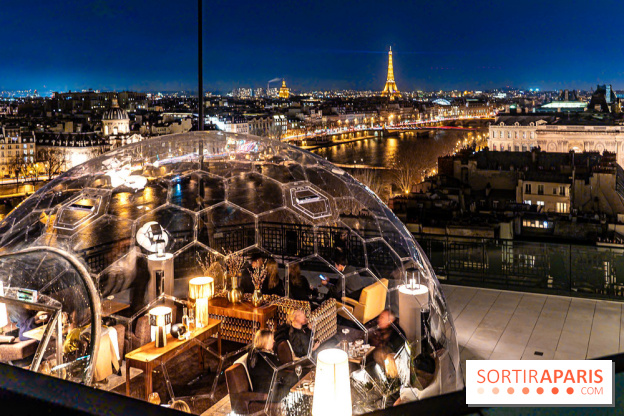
[311,126,488,170]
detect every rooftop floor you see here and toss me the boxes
[442,284,624,378]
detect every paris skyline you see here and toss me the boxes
[2,0,624,92]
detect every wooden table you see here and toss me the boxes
[102,299,130,317]
[208,297,277,343]
[125,318,221,400]
[348,346,375,365]
[289,370,315,396]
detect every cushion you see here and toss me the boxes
[0,335,15,344]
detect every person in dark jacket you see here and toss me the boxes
[288,263,317,302]
[246,329,279,394]
[274,309,320,358]
[370,310,407,373]
[320,247,374,301]
[262,258,285,297]
[239,253,265,294]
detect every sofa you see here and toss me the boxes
[0,334,38,364]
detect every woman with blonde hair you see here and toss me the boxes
[262,258,284,296]
[169,400,191,413]
[275,309,319,358]
[246,329,279,394]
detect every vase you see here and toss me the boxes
[227,272,242,304]
[251,288,263,307]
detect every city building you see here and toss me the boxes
[102,98,130,136]
[0,126,35,177]
[139,112,192,136]
[35,131,109,169]
[231,87,252,99]
[488,114,624,168]
[398,148,624,241]
[53,90,148,113]
[207,115,249,134]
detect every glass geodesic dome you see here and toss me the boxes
[0,131,461,406]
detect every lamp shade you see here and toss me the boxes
[312,349,351,416]
[189,276,214,328]
[188,276,214,301]
[149,306,172,347]
[398,283,429,347]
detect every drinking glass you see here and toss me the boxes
[148,392,161,405]
[295,365,302,381]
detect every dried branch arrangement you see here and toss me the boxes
[224,249,245,278]
[251,262,267,290]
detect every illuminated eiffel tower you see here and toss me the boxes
[381,47,400,100]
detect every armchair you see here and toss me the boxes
[225,363,268,415]
[276,340,295,364]
[337,278,388,324]
[124,315,151,355]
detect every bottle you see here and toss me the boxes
[182,307,190,330]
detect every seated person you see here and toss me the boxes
[370,310,407,369]
[321,248,374,301]
[170,400,192,413]
[247,329,297,403]
[239,253,265,294]
[247,329,280,394]
[262,258,285,297]
[288,264,318,302]
[8,308,49,341]
[274,309,319,359]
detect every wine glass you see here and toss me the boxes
[295,364,302,381]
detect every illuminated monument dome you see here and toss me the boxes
[0,132,461,408]
[278,79,290,98]
[102,97,130,136]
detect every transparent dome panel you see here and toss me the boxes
[0,248,99,385]
[0,131,461,403]
[169,172,225,212]
[198,203,256,254]
[226,172,284,214]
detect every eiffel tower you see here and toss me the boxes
[381,47,400,100]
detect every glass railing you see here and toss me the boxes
[414,233,624,300]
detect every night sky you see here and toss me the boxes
[2,0,624,93]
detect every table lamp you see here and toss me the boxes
[189,276,214,328]
[0,282,7,328]
[149,306,172,348]
[312,349,351,416]
[399,267,430,350]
